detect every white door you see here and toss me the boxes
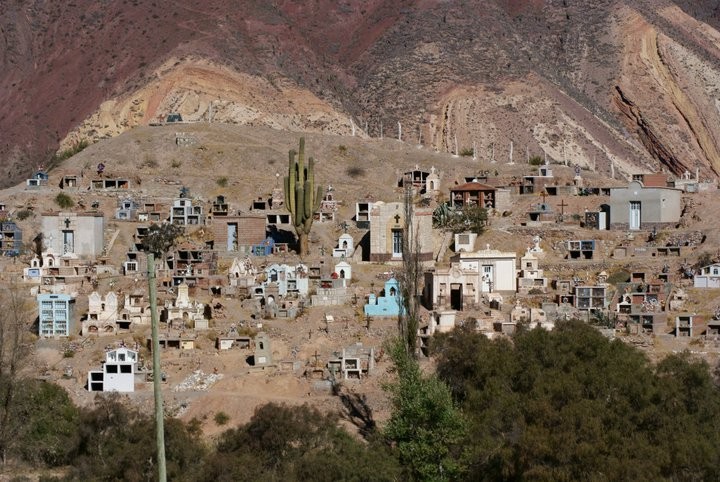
[482,265,493,292]
[629,201,641,230]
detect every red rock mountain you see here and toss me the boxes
[3,0,720,186]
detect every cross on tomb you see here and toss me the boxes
[557,199,568,216]
[393,214,401,224]
[64,218,71,229]
[313,350,321,367]
[540,189,547,204]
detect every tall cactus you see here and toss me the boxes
[284,137,323,256]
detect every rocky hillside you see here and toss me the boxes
[3,0,720,186]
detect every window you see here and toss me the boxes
[106,365,118,373]
[392,229,403,257]
[120,365,132,373]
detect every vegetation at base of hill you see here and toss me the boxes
[6,321,720,481]
[432,320,720,481]
[384,339,465,480]
[54,193,74,209]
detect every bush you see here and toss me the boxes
[54,193,74,209]
[55,139,89,162]
[214,411,230,426]
[171,159,182,168]
[16,209,33,221]
[216,177,228,187]
[607,269,630,285]
[346,166,365,179]
[529,155,543,166]
[459,147,474,157]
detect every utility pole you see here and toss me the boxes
[398,121,402,141]
[147,254,167,482]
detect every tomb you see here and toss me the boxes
[566,240,596,259]
[609,180,681,230]
[334,261,352,283]
[327,343,375,380]
[424,245,517,310]
[115,198,138,220]
[137,202,165,222]
[81,291,118,336]
[314,186,338,223]
[425,166,440,194]
[60,175,79,190]
[118,291,151,327]
[369,201,434,262]
[169,197,204,225]
[91,179,129,190]
[26,170,49,188]
[211,195,229,217]
[41,212,105,258]
[0,221,22,256]
[674,313,697,337]
[37,293,76,337]
[87,348,138,393]
[216,326,252,350]
[333,233,355,258]
[162,283,208,329]
[262,263,309,297]
[694,264,720,288]
[517,249,548,293]
[122,250,145,276]
[574,285,607,311]
[364,278,403,317]
[398,166,430,191]
[355,201,374,228]
[253,332,273,367]
[211,213,266,254]
[527,202,554,223]
[454,232,477,253]
[520,163,555,194]
[450,181,496,209]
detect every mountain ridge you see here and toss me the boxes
[3,0,720,186]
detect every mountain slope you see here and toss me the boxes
[3,0,720,186]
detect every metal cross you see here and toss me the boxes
[558,199,568,216]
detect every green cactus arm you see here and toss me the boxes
[284,176,293,215]
[314,186,324,212]
[304,180,313,218]
[295,186,305,227]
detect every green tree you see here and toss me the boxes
[432,320,720,481]
[384,340,466,480]
[142,222,184,260]
[0,285,34,465]
[198,403,400,481]
[68,396,204,481]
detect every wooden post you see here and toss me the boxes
[147,254,167,482]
